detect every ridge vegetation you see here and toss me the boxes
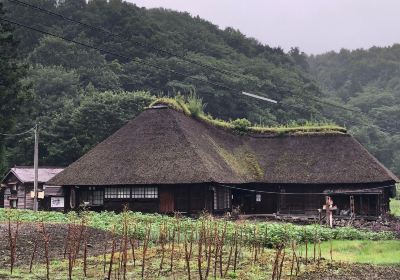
[149,94,346,135]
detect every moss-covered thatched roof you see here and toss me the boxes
[49,106,398,186]
[149,98,347,135]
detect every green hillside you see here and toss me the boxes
[1,0,398,176]
[309,46,400,175]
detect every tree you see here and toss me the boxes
[289,47,309,71]
[0,3,28,173]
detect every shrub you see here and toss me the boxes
[231,118,251,133]
[186,92,206,117]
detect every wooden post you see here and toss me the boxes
[322,196,337,228]
[33,124,39,212]
[350,195,355,218]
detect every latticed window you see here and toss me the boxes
[104,186,158,199]
[117,187,130,198]
[80,189,104,206]
[214,187,231,210]
[105,187,117,199]
[105,187,130,198]
[132,187,145,198]
[92,191,104,205]
[145,187,158,198]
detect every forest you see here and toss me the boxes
[0,0,399,176]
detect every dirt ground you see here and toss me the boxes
[298,262,400,280]
[0,222,112,268]
[349,215,400,238]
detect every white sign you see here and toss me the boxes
[51,197,65,208]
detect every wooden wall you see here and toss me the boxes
[63,183,393,217]
[1,174,45,210]
[67,184,214,214]
[3,188,10,208]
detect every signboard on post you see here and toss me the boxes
[51,196,64,208]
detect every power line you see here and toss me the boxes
[5,0,365,115]
[0,127,34,137]
[7,0,247,80]
[0,17,235,91]
[219,184,389,196]
[1,17,398,134]
[330,113,399,135]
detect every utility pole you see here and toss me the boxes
[33,124,39,212]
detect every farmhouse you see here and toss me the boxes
[48,103,398,217]
[1,167,64,210]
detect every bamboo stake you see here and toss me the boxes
[277,248,286,280]
[40,222,50,280]
[169,225,176,272]
[219,222,227,277]
[197,223,204,280]
[64,223,71,259]
[184,231,192,280]
[205,222,213,280]
[103,239,108,274]
[158,223,166,276]
[141,224,151,279]
[233,228,242,273]
[29,233,38,273]
[213,225,219,279]
[107,225,116,280]
[223,229,236,278]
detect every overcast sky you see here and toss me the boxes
[128,0,400,55]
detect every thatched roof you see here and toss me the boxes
[49,107,398,186]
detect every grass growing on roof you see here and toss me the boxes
[149,94,346,135]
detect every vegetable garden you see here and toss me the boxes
[0,209,397,279]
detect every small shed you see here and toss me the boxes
[1,167,64,210]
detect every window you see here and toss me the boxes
[80,189,104,206]
[105,187,158,199]
[132,187,145,198]
[214,187,231,210]
[92,191,104,205]
[145,187,158,198]
[105,187,130,199]
[256,194,262,202]
[117,187,130,198]
[105,188,118,199]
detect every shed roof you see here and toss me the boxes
[3,167,64,184]
[48,108,398,186]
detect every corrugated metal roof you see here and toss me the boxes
[8,167,64,183]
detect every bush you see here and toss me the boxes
[231,118,251,133]
[186,92,206,117]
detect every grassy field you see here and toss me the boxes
[1,239,399,279]
[305,240,400,265]
[390,199,400,217]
